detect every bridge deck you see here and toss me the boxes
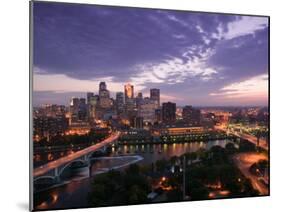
[33,132,120,177]
[215,126,268,151]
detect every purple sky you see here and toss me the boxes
[32,2,269,107]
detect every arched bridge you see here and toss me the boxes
[215,126,268,151]
[33,132,121,183]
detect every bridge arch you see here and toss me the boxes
[86,150,105,160]
[34,175,56,183]
[58,159,87,177]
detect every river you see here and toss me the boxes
[34,139,234,210]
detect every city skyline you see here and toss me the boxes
[33,2,269,107]
[33,81,268,108]
[31,2,269,210]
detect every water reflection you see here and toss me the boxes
[47,153,53,161]
[34,139,233,210]
[110,139,230,164]
[36,191,59,210]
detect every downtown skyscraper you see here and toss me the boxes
[150,88,160,108]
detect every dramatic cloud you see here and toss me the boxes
[32,2,269,106]
[222,16,268,40]
[131,47,217,85]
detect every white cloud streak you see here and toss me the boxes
[212,16,268,41]
[131,46,217,85]
[210,74,268,99]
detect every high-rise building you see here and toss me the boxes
[124,83,134,104]
[137,92,143,98]
[88,95,99,119]
[124,83,135,112]
[99,82,112,109]
[86,92,94,119]
[125,98,136,112]
[70,97,80,123]
[134,116,144,129]
[78,98,87,121]
[38,104,66,117]
[138,97,158,124]
[69,97,87,123]
[162,102,176,123]
[116,92,124,115]
[155,108,162,123]
[182,105,201,126]
[33,115,68,141]
[86,92,94,104]
[99,81,107,91]
[136,92,143,109]
[150,88,160,108]
[70,97,80,112]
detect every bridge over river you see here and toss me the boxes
[215,126,268,151]
[33,132,121,183]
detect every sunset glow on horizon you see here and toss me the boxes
[33,2,269,106]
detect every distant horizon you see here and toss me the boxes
[33,95,269,108]
[33,2,269,107]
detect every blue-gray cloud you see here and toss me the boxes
[33,2,269,106]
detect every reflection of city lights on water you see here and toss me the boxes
[52,193,58,203]
[37,193,58,209]
[38,201,48,209]
[47,153,53,161]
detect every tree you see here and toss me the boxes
[126,163,140,175]
[166,188,183,201]
[88,165,151,207]
[128,185,148,204]
[209,145,227,164]
[190,152,197,163]
[155,159,168,172]
[170,156,179,165]
[197,148,208,162]
[187,179,209,200]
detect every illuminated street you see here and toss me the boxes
[234,133,268,150]
[232,152,268,195]
[215,125,268,150]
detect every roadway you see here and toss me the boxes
[232,152,268,195]
[215,126,268,151]
[33,132,121,177]
[234,132,268,151]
